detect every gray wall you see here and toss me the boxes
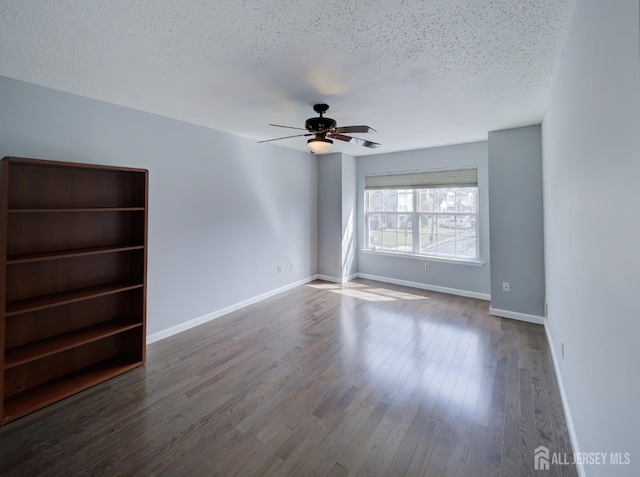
[317,152,358,281]
[0,76,318,337]
[356,142,491,296]
[541,0,640,475]
[317,153,342,279]
[341,153,358,279]
[488,125,545,317]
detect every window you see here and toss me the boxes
[365,168,478,260]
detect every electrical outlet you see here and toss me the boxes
[277,265,282,273]
[561,341,565,359]
[424,263,430,271]
[290,262,294,270]
[544,301,548,317]
[502,282,510,292]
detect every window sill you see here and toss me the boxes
[361,249,484,267]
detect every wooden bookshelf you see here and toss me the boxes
[0,157,148,424]
[8,208,146,213]
[6,282,144,316]
[3,357,141,423]
[7,244,145,265]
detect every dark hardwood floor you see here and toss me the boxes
[0,279,577,476]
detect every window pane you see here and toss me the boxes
[456,215,476,236]
[368,213,382,248]
[375,213,412,251]
[398,214,412,230]
[436,190,449,212]
[437,238,456,256]
[381,213,395,249]
[368,190,383,212]
[456,236,477,258]
[396,214,413,251]
[437,214,456,230]
[380,189,412,211]
[419,189,437,212]
[397,190,413,212]
[455,188,477,213]
[419,214,435,233]
[419,214,437,253]
[382,190,397,211]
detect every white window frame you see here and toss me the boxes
[365,186,479,261]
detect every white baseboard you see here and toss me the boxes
[317,273,359,284]
[489,307,545,325]
[344,273,358,283]
[543,323,585,477]
[147,304,235,345]
[147,275,319,344]
[355,273,491,301]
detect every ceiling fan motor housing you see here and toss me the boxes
[305,116,336,133]
[306,103,336,133]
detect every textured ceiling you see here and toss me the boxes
[0,0,576,155]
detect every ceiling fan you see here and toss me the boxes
[259,103,381,154]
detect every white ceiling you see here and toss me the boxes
[0,0,576,156]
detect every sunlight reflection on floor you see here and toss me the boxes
[308,279,484,422]
[307,281,429,302]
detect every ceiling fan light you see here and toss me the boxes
[307,138,333,154]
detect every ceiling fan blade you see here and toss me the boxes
[331,133,381,149]
[258,133,312,143]
[335,125,377,134]
[269,124,308,131]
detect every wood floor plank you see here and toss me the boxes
[482,357,507,477]
[384,349,452,476]
[281,402,373,476]
[0,279,578,476]
[404,417,442,475]
[501,328,522,477]
[337,399,390,470]
[348,364,424,475]
[443,425,472,476]
[518,346,536,477]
